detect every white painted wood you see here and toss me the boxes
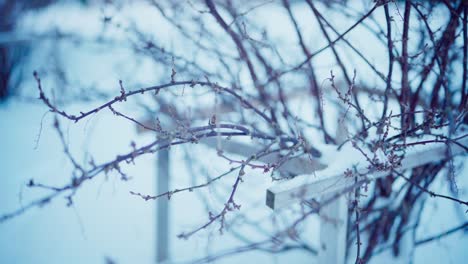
[318,195,348,264]
[201,137,326,176]
[266,136,468,210]
[156,143,170,263]
[318,106,349,264]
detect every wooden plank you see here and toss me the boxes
[316,106,349,264]
[318,195,348,264]
[266,136,468,210]
[201,137,326,176]
[156,143,170,263]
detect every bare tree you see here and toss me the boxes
[1,0,467,263]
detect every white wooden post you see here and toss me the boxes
[318,194,348,264]
[156,142,170,263]
[137,124,172,263]
[318,116,349,264]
